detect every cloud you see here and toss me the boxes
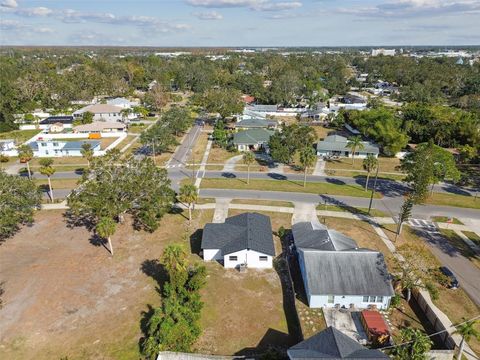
[338,0,480,17]
[1,0,17,8]
[193,10,224,19]
[186,0,302,11]
[0,18,24,30]
[16,7,53,16]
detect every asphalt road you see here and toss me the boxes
[168,124,202,168]
[416,228,480,306]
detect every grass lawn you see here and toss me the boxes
[127,124,148,134]
[197,178,382,199]
[207,145,238,164]
[29,157,88,167]
[462,231,480,246]
[425,193,480,210]
[325,156,402,174]
[296,301,326,339]
[35,178,79,189]
[431,216,464,225]
[312,125,333,140]
[187,131,209,164]
[0,129,40,143]
[381,225,480,355]
[316,204,387,217]
[230,199,294,208]
[439,229,480,270]
[116,135,137,150]
[323,169,406,181]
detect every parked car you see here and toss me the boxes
[439,266,459,289]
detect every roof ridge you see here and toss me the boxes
[330,327,343,357]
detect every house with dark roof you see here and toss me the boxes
[201,212,275,269]
[235,118,278,131]
[316,135,379,159]
[287,326,388,360]
[292,222,394,310]
[232,128,274,152]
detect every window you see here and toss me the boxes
[376,296,384,303]
[229,256,238,261]
[53,142,59,147]
[369,296,376,302]
[363,296,369,302]
[259,256,268,262]
[41,142,47,147]
[327,295,334,304]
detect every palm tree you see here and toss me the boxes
[362,154,378,191]
[455,319,480,360]
[242,151,256,185]
[346,136,365,165]
[299,147,316,187]
[178,184,198,223]
[121,108,132,122]
[39,158,56,202]
[80,143,94,168]
[162,244,187,286]
[96,217,117,256]
[18,144,34,179]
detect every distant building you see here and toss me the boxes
[0,139,15,152]
[371,49,396,56]
[106,97,139,109]
[235,118,278,130]
[29,140,101,157]
[316,135,379,158]
[201,213,275,269]
[74,122,127,134]
[73,104,133,122]
[40,116,74,126]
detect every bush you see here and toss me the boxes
[390,294,401,308]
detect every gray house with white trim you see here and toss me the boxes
[316,135,379,159]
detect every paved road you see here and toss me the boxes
[167,124,202,168]
[416,228,480,306]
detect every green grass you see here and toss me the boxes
[196,178,382,198]
[316,204,387,217]
[431,216,464,225]
[230,199,294,207]
[425,193,480,210]
[0,129,40,143]
[462,231,480,246]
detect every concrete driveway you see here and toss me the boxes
[323,308,368,342]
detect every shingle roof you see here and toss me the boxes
[74,122,126,132]
[317,135,379,154]
[233,129,274,145]
[301,250,394,297]
[249,104,278,112]
[201,212,275,256]
[236,118,277,129]
[292,222,358,251]
[288,326,389,359]
[76,104,123,114]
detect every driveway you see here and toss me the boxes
[323,308,368,342]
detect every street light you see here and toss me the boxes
[368,164,380,215]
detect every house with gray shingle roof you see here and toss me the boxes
[201,212,275,269]
[288,326,388,360]
[235,118,278,130]
[232,128,274,152]
[316,135,379,159]
[292,222,393,310]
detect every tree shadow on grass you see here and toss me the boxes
[234,328,292,358]
[88,233,111,254]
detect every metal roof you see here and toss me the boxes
[288,326,388,359]
[201,212,275,256]
[292,222,358,251]
[233,128,274,145]
[317,135,379,154]
[235,118,277,129]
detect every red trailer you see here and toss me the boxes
[361,310,390,345]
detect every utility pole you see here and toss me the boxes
[368,164,380,215]
[152,140,156,165]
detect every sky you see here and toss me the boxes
[1,0,479,46]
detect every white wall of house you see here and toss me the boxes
[308,294,391,310]
[316,150,378,159]
[203,249,222,261]
[223,249,272,269]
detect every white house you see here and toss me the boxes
[74,122,127,134]
[73,104,133,122]
[29,140,101,157]
[106,97,139,109]
[201,212,275,269]
[292,222,394,310]
[316,135,379,159]
[0,139,15,152]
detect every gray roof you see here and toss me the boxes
[300,250,394,297]
[29,140,100,151]
[236,118,277,129]
[292,222,358,251]
[288,326,389,359]
[317,135,379,154]
[249,104,278,112]
[201,213,275,256]
[233,129,274,145]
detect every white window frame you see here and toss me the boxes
[327,295,334,304]
[229,256,238,261]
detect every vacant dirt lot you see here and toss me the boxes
[0,209,212,359]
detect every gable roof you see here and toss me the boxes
[300,250,393,297]
[74,122,126,132]
[201,212,275,256]
[288,326,388,359]
[233,128,274,145]
[75,104,123,114]
[236,118,277,129]
[317,135,379,154]
[292,222,358,251]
